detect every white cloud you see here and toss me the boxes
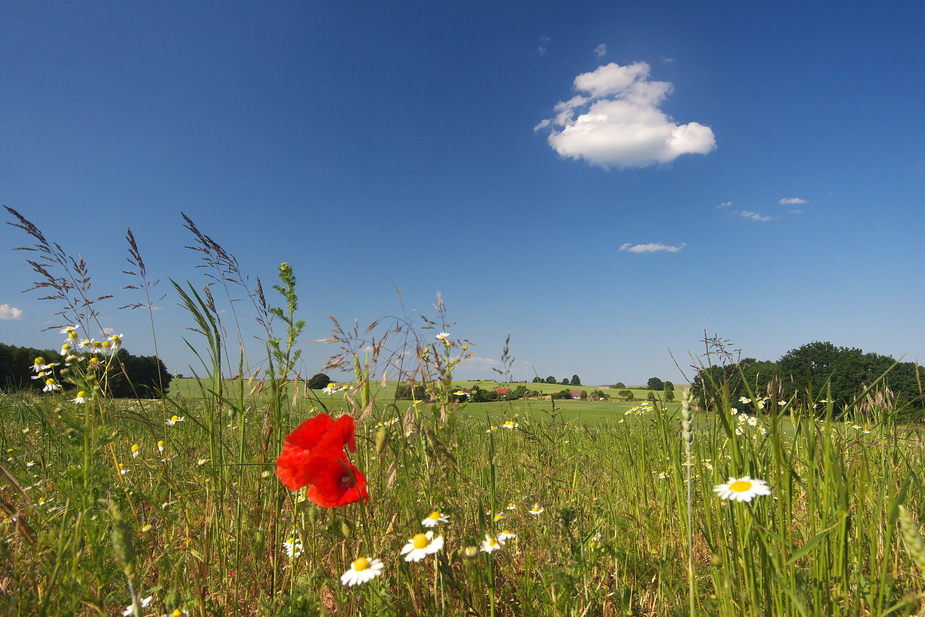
[0,304,23,320]
[535,62,716,169]
[717,201,733,208]
[738,211,774,222]
[779,197,806,205]
[459,356,501,370]
[594,44,607,58]
[619,242,686,253]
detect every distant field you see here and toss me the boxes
[168,378,682,424]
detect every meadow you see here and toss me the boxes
[3,207,925,616]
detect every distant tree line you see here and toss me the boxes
[0,342,172,398]
[532,375,582,386]
[691,341,924,415]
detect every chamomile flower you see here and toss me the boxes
[32,357,53,373]
[108,333,123,350]
[59,325,79,335]
[496,530,516,543]
[480,535,502,553]
[122,595,152,616]
[747,416,758,426]
[422,510,449,528]
[528,503,545,515]
[435,332,449,342]
[340,557,384,587]
[71,391,86,404]
[131,444,141,459]
[400,531,444,562]
[166,415,185,426]
[157,440,166,453]
[502,420,518,429]
[283,536,303,559]
[43,378,61,392]
[713,476,772,503]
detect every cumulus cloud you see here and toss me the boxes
[619,242,686,253]
[779,197,806,205]
[738,211,774,222]
[0,304,23,320]
[717,201,733,208]
[594,44,607,58]
[535,61,716,169]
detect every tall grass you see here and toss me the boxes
[2,208,925,616]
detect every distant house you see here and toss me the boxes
[496,387,511,396]
[569,389,583,399]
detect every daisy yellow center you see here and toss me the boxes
[45,378,55,385]
[352,557,371,571]
[412,533,430,549]
[171,415,179,422]
[35,357,44,365]
[77,391,85,397]
[428,511,441,520]
[488,538,498,547]
[729,480,753,493]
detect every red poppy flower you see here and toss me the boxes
[305,455,369,508]
[275,413,368,507]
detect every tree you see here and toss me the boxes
[618,389,634,401]
[664,381,674,391]
[306,373,331,389]
[560,378,570,385]
[532,376,543,383]
[664,387,675,402]
[613,382,625,389]
[570,374,581,386]
[546,376,557,384]
[579,390,588,400]
[107,349,173,398]
[647,377,664,391]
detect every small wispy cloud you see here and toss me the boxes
[594,44,607,58]
[779,197,806,205]
[620,242,686,253]
[738,211,774,222]
[717,201,733,208]
[536,36,550,57]
[0,304,23,320]
[460,356,501,370]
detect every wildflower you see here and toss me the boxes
[108,333,123,350]
[118,463,129,475]
[166,415,185,426]
[340,557,384,587]
[60,343,72,355]
[497,530,516,543]
[528,503,544,515]
[734,427,744,435]
[131,444,140,459]
[738,396,751,404]
[275,413,369,508]
[747,416,758,426]
[758,426,767,435]
[71,391,86,404]
[122,595,152,616]
[435,332,449,342]
[171,610,189,617]
[506,502,516,510]
[422,510,449,528]
[283,536,303,559]
[502,420,518,429]
[713,476,772,502]
[492,512,506,523]
[157,440,166,453]
[729,407,738,414]
[401,531,444,562]
[59,325,79,335]
[480,534,502,553]
[485,426,496,433]
[43,378,61,392]
[737,413,748,423]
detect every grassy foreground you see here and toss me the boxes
[3,382,925,617]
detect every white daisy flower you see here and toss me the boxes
[435,332,449,342]
[480,534,502,553]
[122,595,152,616]
[340,557,384,587]
[166,415,185,426]
[713,476,772,503]
[400,531,444,562]
[496,530,516,543]
[283,536,303,559]
[421,510,449,528]
[528,503,544,515]
[71,391,86,404]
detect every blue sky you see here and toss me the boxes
[2,1,923,387]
